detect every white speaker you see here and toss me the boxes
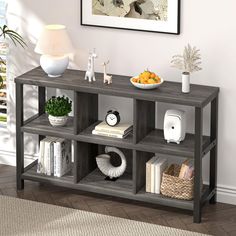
[164,109,186,144]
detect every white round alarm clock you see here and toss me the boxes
[105,110,121,127]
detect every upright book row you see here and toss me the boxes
[146,157,168,194]
[37,137,72,177]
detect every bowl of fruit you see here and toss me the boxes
[130,70,164,90]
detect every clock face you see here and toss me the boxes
[106,113,118,126]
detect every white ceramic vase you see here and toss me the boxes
[40,55,69,78]
[48,115,68,127]
[182,72,190,93]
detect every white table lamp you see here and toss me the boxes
[35,25,74,77]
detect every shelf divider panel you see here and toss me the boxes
[133,99,155,144]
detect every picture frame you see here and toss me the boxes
[81,0,180,35]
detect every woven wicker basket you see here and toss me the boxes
[160,164,194,200]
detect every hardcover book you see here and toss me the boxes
[95,121,133,135]
[146,156,158,193]
[154,157,168,194]
[44,138,51,175]
[38,137,51,174]
[92,129,131,139]
[37,138,46,174]
[48,137,58,175]
[179,159,194,179]
[54,139,72,177]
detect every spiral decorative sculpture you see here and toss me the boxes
[96,146,127,179]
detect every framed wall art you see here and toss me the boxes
[81,0,180,35]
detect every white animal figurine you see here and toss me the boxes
[102,60,112,85]
[85,49,97,83]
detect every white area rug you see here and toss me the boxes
[0,195,209,236]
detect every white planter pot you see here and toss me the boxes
[182,72,190,93]
[48,115,68,127]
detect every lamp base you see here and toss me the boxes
[40,55,69,78]
[48,74,62,78]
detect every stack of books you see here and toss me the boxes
[92,121,133,139]
[37,137,72,177]
[146,156,168,194]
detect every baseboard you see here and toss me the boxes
[216,185,236,205]
[1,149,236,205]
[0,149,37,167]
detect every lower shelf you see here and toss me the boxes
[22,163,214,212]
[137,188,193,210]
[79,168,133,194]
[22,164,74,185]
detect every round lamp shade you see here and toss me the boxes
[35,25,74,56]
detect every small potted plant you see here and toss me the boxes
[45,96,72,127]
[171,44,202,93]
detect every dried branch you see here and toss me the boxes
[171,44,202,73]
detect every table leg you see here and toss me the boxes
[38,86,45,143]
[16,83,24,190]
[194,107,203,223]
[209,96,218,204]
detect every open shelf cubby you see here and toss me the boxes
[16,67,219,223]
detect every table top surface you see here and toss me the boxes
[15,67,219,107]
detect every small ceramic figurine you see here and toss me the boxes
[96,146,127,179]
[85,49,97,83]
[102,60,112,85]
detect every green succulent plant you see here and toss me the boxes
[45,96,72,117]
[0,25,26,88]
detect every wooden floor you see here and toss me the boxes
[1,164,236,236]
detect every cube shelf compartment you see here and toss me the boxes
[15,67,219,223]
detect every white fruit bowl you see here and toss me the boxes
[130,77,164,90]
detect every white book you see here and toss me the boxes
[154,157,168,194]
[46,137,53,176]
[49,137,58,175]
[146,156,158,193]
[150,157,159,193]
[54,139,72,177]
[92,129,131,139]
[53,139,60,177]
[95,121,133,135]
[44,138,51,176]
[54,138,63,177]
[40,137,51,174]
[37,139,46,174]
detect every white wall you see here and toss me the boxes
[1,0,236,204]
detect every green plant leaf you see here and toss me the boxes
[0,75,3,89]
[45,96,72,117]
[0,25,26,48]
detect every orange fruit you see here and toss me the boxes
[140,71,151,80]
[148,79,155,84]
[155,76,161,83]
[140,78,147,84]
[150,73,156,78]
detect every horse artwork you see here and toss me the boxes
[85,49,97,83]
[102,60,112,85]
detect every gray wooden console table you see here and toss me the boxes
[15,67,219,223]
